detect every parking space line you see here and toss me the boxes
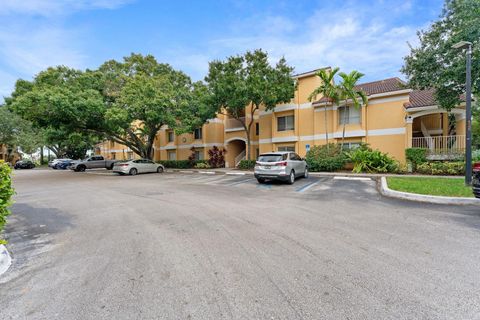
[226,172,246,176]
[333,176,371,181]
[295,181,319,193]
[227,178,254,186]
[256,183,272,190]
[199,171,216,175]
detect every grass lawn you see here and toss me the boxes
[387,176,474,198]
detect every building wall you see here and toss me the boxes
[96,73,467,166]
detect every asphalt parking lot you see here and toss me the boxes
[1,169,480,319]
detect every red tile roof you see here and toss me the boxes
[403,89,436,108]
[314,77,407,104]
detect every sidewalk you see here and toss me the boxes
[167,167,465,179]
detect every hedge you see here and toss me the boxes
[238,160,256,170]
[405,148,427,169]
[0,161,14,244]
[416,161,465,175]
[305,143,347,172]
[157,160,207,169]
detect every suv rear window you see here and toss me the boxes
[257,154,287,162]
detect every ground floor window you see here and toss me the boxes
[341,142,362,150]
[256,148,260,158]
[277,145,295,152]
[194,150,204,160]
[127,152,134,160]
[111,152,116,160]
[168,151,176,160]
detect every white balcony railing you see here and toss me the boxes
[225,117,245,130]
[412,135,465,157]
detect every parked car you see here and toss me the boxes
[49,158,72,169]
[56,159,74,170]
[473,162,480,199]
[254,152,308,184]
[14,160,35,169]
[113,159,165,176]
[69,155,118,172]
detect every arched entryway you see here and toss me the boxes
[225,138,246,168]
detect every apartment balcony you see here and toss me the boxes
[412,135,465,160]
[225,117,245,132]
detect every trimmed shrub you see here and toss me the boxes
[0,161,14,244]
[405,148,427,169]
[194,162,211,169]
[473,149,480,161]
[238,160,256,170]
[305,143,347,172]
[416,161,465,175]
[157,160,207,169]
[347,147,399,173]
[207,146,226,168]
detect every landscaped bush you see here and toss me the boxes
[473,149,480,162]
[405,148,427,170]
[305,143,347,172]
[207,146,226,168]
[416,161,465,175]
[347,147,399,173]
[194,162,211,169]
[157,160,207,169]
[238,160,256,170]
[0,161,14,244]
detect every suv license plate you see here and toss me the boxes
[265,165,271,169]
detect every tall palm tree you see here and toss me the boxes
[308,67,340,146]
[338,71,368,147]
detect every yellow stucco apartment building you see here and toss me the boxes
[97,68,466,168]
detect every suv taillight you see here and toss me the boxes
[277,161,288,166]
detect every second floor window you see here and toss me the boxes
[194,128,202,140]
[168,131,174,142]
[255,123,259,135]
[277,115,294,131]
[338,106,361,125]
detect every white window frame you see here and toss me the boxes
[277,145,295,152]
[168,151,176,160]
[338,106,361,125]
[277,115,295,131]
[194,150,204,160]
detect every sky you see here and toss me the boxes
[0,0,445,101]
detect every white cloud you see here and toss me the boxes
[203,5,421,82]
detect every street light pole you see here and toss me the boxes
[453,41,473,185]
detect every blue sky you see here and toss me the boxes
[0,0,444,100]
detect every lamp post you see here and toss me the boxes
[452,40,473,185]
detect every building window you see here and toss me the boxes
[168,151,176,160]
[255,123,259,136]
[194,150,204,160]
[256,148,260,158]
[338,106,361,125]
[342,142,362,150]
[277,115,294,131]
[127,152,134,160]
[278,145,295,152]
[168,131,175,142]
[194,128,202,140]
[111,152,116,160]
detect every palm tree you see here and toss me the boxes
[338,71,368,147]
[308,67,340,146]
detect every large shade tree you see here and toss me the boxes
[96,53,212,159]
[401,0,480,110]
[205,49,295,160]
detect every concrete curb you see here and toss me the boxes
[0,244,12,276]
[379,177,480,206]
[170,169,254,175]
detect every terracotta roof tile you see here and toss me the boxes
[314,77,407,104]
[403,89,436,108]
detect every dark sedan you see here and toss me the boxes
[14,160,35,169]
[473,162,480,198]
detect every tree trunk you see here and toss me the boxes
[324,104,329,149]
[341,100,348,147]
[40,146,44,165]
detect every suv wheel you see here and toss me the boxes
[303,168,309,179]
[129,168,138,176]
[77,165,86,172]
[287,170,295,185]
[157,166,164,173]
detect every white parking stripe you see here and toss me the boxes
[333,176,371,181]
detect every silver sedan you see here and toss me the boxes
[113,159,165,176]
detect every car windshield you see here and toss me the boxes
[257,154,286,162]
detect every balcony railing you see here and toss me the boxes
[412,135,465,159]
[225,117,245,130]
